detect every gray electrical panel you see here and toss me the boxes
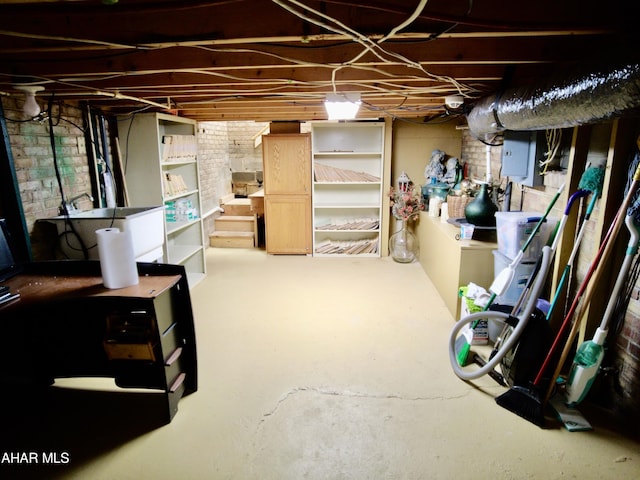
[501,131,543,187]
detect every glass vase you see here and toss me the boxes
[389,219,418,263]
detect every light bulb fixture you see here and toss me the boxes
[14,85,44,118]
[324,92,361,120]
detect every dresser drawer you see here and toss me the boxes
[160,321,184,354]
[103,311,157,361]
[154,291,175,333]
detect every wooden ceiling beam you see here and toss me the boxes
[0,28,610,54]
[2,0,637,122]
[35,76,499,96]
[15,63,505,86]
[0,34,616,77]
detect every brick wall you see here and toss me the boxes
[197,121,231,215]
[460,129,502,184]
[1,96,92,260]
[610,301,640,422]
[226,121,268,172]
[196,121,269,235]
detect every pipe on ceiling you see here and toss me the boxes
[466,63,640,139]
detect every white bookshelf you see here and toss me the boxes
[117,112,206,288]
[311,121,385,256]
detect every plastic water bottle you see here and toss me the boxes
[565,328,607,407]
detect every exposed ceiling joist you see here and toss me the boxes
[0,0,639,123]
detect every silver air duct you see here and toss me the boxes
[466,63,640,139]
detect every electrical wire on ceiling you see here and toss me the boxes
[0,36,474,113]
[0,28,152,51]
[190,44,446,86]
[424,0,473,41]
[79,52,465,109]
[186,49,466,100]
[273,0,413,66]
[1,72,174,111]
[0,0,554,117]
[3,0,612,120]
[380,0,430,43]
[271,0,472,98]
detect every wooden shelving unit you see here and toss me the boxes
[117,113,206,288]
[311,121,386,257]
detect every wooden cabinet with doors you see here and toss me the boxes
[262,133,312,254]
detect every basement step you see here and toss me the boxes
[209,231,255,248]
[221,198,253,216]
[214,215,255,232]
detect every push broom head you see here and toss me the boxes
[495,384,546,427]
[578,166,605,197]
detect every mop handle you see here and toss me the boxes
[533,205,621,386]
[537,163,640,393]
[597,215,640,331]
[546,192,599,320]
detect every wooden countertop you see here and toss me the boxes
[249,189,265,216]
[420,214,498,249]
[1,272,180,313]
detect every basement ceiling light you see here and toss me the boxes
[324,93,361,120]
[14,85,44,117]
[444,95,464,109]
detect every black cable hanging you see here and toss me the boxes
[47,94,89,259]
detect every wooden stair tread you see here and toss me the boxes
[209,231,254,237]
[216,215,254,221]
[209,230,255,248]
[220,204,253,216]
[223,198,251,205]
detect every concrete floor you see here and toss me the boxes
[2,247,640,479]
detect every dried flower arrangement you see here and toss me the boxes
[389,184,425,221]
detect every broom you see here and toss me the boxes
[546,166,605,320]
[495,162,640,427]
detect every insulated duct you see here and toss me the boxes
[466,63,640,139]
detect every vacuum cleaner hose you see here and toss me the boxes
[449,246,553,380]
